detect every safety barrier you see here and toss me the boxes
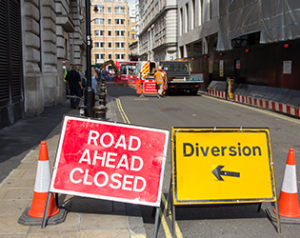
[207,81,300,118]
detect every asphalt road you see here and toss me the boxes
[108,83,300,238]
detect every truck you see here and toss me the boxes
[159,60,202,95]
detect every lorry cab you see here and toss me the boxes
[159,60,201,95]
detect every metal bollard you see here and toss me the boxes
[93,105,107,120]
[98,82,107,106]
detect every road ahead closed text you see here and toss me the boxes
[50,116,169,206]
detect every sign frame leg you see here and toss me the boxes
[166,176,172,216]
[41,192,51,228]
[274,201,281,233]
[257,203,262,213]
[153,206,160,238]
[172,196,175,238]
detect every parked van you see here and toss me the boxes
[135,61,157,80]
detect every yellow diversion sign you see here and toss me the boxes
[172,128,277,205]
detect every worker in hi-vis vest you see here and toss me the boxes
[155,66,165,98]
[63,67,67,82]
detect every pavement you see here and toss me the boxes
[0,92,147,237]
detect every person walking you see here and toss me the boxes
[66,64,83,109]
[161,67,168,96]
[155,66,165,98]
[91,67,99,96]
[77,67,85,97]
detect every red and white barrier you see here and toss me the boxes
[207,89,300,118]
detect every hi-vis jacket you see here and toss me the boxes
[155,71,165,84]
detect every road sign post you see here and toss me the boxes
[168,127,281,233]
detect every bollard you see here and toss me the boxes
[93,105,107,120]
[98,82,107,106]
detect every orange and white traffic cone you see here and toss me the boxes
[18,141,66,225]
[275,148,300,218]
[27,141,59,218]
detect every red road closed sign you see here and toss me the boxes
[143,81,158,94]
[50,116,169,207]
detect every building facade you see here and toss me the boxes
[91,0,130,65]
[178,0,300,92]
[128,1,137,45]
[128,0,138,60]
[0,0,86,129]
[138,0,177,61]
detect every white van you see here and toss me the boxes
[135,61,157,80]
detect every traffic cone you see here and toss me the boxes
[27,141,59,218]
[18,141,67,226]
[275,148,300,218]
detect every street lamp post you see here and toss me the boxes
[84,0,95,117]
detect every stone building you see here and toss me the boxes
[138,0,177,61]
[0,0,86,129]
[90,0,130,65]
[128,0,138,60]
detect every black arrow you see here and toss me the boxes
[212,165,240,181]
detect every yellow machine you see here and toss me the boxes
[99,60,121,76]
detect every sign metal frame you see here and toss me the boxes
[166,127,281,235]
[48,115,169,207]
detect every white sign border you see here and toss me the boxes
[49,115,169,207]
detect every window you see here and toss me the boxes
[108,19,111,24]
[121,54,125,59]
[95,18,99,24]
[108,54,112,59]
[108,30,111,36]
[121,42,125,48]
[95,54,99,59]
[100,54,105,59]
[100,18,104,24]
[121,31,125,36]
[100,30,104,35]
[99,6,104,12]
[94,42,99,48]
[115,42,120,48]
[131,26,136,31]
[108,42,112,47]
[185,3,189,32]
[115,30,120,36]
[131,34,136,39]
[100,42,104,47]
[115,54,120,59]
[94,30,99,35]
[121,19,125,25]
[108,7,111,12]
[115,7,124,13]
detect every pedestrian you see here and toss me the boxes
[65,64,83,109]
[77,67,85,97]
[161,67,168,95]
[91,67,99,95]
[155,66,165,98]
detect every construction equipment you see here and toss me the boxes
[99,60,121,76]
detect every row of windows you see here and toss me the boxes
[93,19,136,26]
[94,30,136,39]
[93,18,126,25]
[94,42,126,48]
[95,54,126,59]
[94,30,126,36]
[95,6,125,13]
